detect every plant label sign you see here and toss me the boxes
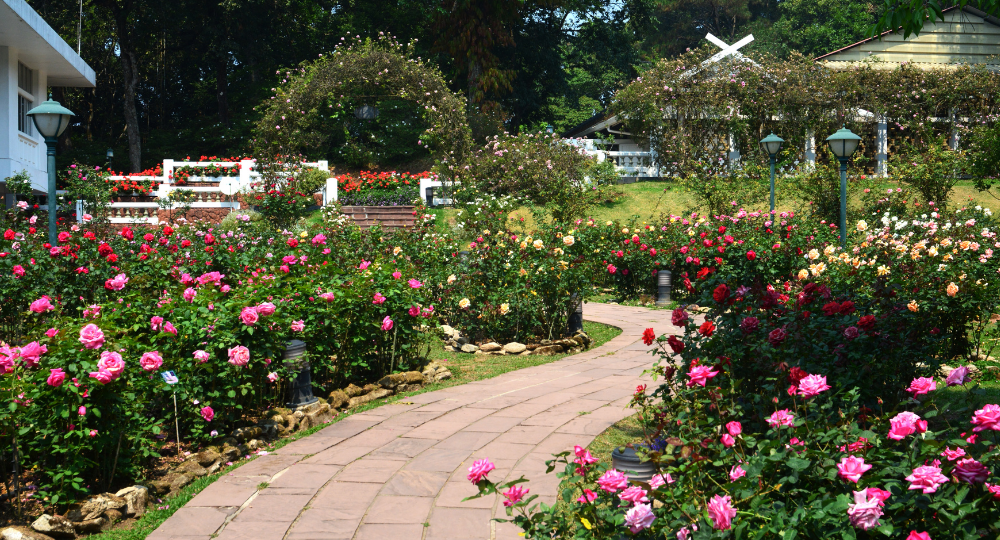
[161,371,179,385]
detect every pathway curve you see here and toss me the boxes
[149,303,686,540]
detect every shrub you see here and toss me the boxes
[295,167,330,195]
[784,158,872,225]
[891,138,967,210]
[447,132,620,222]
[680,160,769,217]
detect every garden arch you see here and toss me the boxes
[253,35,472,169]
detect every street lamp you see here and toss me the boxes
[825,125,862,248]
[106,148,114,170]
[26,95,74,246]
[759,133,784,213]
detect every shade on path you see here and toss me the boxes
[148,302,686,540]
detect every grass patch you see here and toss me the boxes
[585,414,644,465]
[91,320,620,540]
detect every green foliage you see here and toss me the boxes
[891,138,968,210]
[60,163,114,225]
[4,170,33,198]
[783,159,872,225]
[754,0,877,58]
[448,132,621,223]
[680,160,770,216]
[253,35,471,170]
[295,168,330,195]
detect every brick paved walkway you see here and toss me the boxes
[148,303,682,540]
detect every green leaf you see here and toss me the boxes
[787,457,811,471]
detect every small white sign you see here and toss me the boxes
[161,371,179,385]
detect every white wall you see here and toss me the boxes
[0,45,48,197]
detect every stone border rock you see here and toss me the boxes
[439,324,593,357]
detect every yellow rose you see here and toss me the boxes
[797,269,810,280]
[393,246,402,255]
[459,298,471,309]
[447,274,457,284]
[499,303,510,315]
[563,235,575,246]
[856,220,868,232]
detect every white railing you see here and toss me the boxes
[605,151,660,177]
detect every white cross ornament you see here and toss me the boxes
[701,33,756,67]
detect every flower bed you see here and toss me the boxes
[336,171,428,206]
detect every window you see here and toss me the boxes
[17,62,34,136]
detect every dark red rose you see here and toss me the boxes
[838,301,855,315]
[822,302,841,316]
[768,327,787,346]
[671,308,689,327]
[667,335,685,353]
[98,243,113,256]
[740,316,759,333]
[788,366,808,385]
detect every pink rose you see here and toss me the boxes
[985,482,1000,500]
[624,503,655,533]
[847,490,883,530]
[381,316,393,332]
[89,370,113,384]
[686,365,719,387]
[98,351,125,378]
[888,411,924,440]
[837,455,872,483]
[907,376,937,396]
[906,464,949,493]
[941,446,966,461]
[408,305,420,317]
[954,458,989,485]
[193,350,210,363]
[29,296,55,313]
[707,494,737,530]
[183,287,197,302]
[866,487,891,506]
[797,374,831,397]
[150,316,164,330]
[648,474,673,489]
[946,365,971,386]
[104,273,129,291]
[597,469,628,493]
[228,345,250,367]
[140,351,163,372]
[407,279,422,289]
[78,406,86,416]
[256,302,276,316]
[726,421,742,436]
[311,233,326,245]
[45,328,58,338]
[576,489,598,503]
[767,409,795,429]
[78,324,105,349]
[467,458,495,483]
[291,320,305,332]
[12,265,25,278]
[373,292,386,305]
[619,485,649,504]
[267,372,278,383]
[163,321,178,336]
[721,434,735,447]
[200,406,214,423]
[18,341,46,367]
[47,368,66,387]
[358,260,371,270]
[972,404,1000,432]
[502,485,528,507]
[907,532,931,540]
[391,271,401,279]
[319,292,335,302]
[240,306,259,326]
[729,465,746,482]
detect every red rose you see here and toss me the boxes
[120,227,134,240]
[3,229,14,241]
[713,284,729,304]
[667,335,685,353]
[671,308,689,327]
[29,227,36,234]
[698,321,715,337]
[106,254,118,263]
[768,327,787,346]
[788,366,808,385]
[838,301,855,315]
[642,328,656,346]
[287,238,299,248]
[821,302,841,316]
[205,234,215,245]
[98,243,113,256]
[857,314,876,331]
[181,239,191,248]
[746,250,756,261]
[143,233,155,242]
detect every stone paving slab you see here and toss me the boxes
[148,302,686,540]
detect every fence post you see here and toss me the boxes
[325,178,338,205]
[656,270,672,306]
[162,159,174,184]
[317,160,329,172]
[239,159,254,191]
[876,113,888,176]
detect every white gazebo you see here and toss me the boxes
[0,0,95,205]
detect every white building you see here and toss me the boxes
[0,0,95,204]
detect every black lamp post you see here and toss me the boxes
[759,133,784,214]
[825,126,862,248]
[26,95,74,246]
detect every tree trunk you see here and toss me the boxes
[120,48,142,172]
[216,56,230,127]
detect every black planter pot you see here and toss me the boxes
[611,447,655,483]
[283,339,318,408]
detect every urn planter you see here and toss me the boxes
[611,446,655,483]
[283,339,318,408]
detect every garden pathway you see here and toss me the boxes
[148,302,688,540]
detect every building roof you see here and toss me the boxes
[815,6,1000,70]
[0,0,95,87]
